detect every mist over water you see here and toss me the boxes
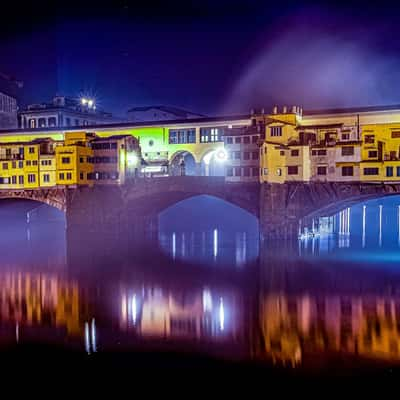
[2,195,400,370]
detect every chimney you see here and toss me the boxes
[292,105,297,113]
[250,108,255,115]
[272,105,278,114]
[261,108,265,114]
[283,105,287,113]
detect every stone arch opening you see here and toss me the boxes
[169,151,197,176]
[200,149,227,177]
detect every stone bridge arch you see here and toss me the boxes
[260,182,400,240]
[0,188,67,212]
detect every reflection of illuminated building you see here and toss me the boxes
[0,272,81,335]
[261,293,400,366]
[120,286,240,341]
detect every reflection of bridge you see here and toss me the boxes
[2,178,400,239]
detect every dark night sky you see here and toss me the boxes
[2,0,400,117]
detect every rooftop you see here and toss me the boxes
[303,104,400,116]
[127,105,205,118]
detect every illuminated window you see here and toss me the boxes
[38,118,46,128]
[18,161,23,168]
[364,167,379,175]
[365,134,375,143]
[276,168,282,176]
[234,167,241,176]
[243,136,250,144]
[341,146,354,156]
[66,173,72,180]
[243,151,250,160]
[226,167,233,177]
[288,166,298,175]
[234,151,241,159]
[226,137,233,144]
[342,166,354,176]
[270,126,282,137]
[341,133,350,140]
[312,149,327,156]
[235,137,241,144]
[263,168,268,175]
[18,176,24,184]
[59,173,64,180]
[200,127,223,143]
[28,174,36,183]
[169,129,196,144]
[48,117,57,127]
[11,176,16,184]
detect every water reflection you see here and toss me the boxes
[4,198,400,371]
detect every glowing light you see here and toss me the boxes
[172,232,176,259]
[87,99,94,108]
[215,148,228,162]
[127,153,138,166]
[362,205,366,248]
[213,228,218,259]
[84,322,90,354]
[379,204,383,247]
[91,319,97,352]
[81,98,88,105]
[131,295,137,324]
[219,298,225,331]
[202,289,212,312]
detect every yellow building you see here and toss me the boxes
[55,132,94,187]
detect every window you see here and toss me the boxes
[32,160,38,166]
[48,117,57,127]
[11,176,16,184]
[270,126,282,137]
[66,173,72,180]
[397,166,400,176]
[387,166,394,177]
[59,173,64,180]
[65,118,71,127]
[252,136,259,144]
[2,163,7,170]
[62,157,70,164]
[252,167,259,176]
[226,167,233,177]
[234,167,241,176]
[364,167,379,175]
[311,149,327,156]
[243,136,250,144]
[317,166,327,175]
[234,151,241,159]
[291,149,299,157]
[226,137,233,144]
[368,150,378,158]
[18,176,24,184]
[341,146,354,156]
[38,118,46,128]
[19,147,24,156]
[169,129,196,144]
[41,160,51,166]
[341,133,350,140]
[243,167,250,176]
[200,127,223,143]
[263,168,268,175]
[252,151,259,160]
[342,166,354,176]
[80,157,84,163]
[234,137,241,144]
[280,150,285,156]
[87,173,93,180]
[276,168,282,176]
[365,134,375,143]
[28,174,36,183]
[80,172,84,180]
[392,131,400,138]
[75,119,80,126]
[18,161,23,168]
[12,161,16,169]
[29,147,35,154]
[288,166,298,175]
[29,119,36,128]
[243,152,250,160]
[26,161,31,166]
[43,174,50,183]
